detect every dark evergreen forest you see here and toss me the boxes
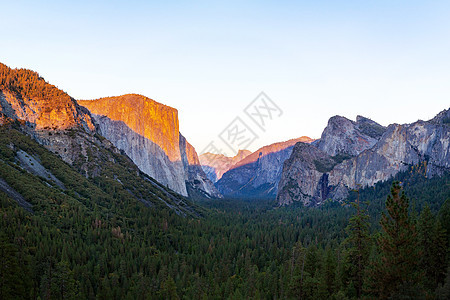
[0,126,449,299]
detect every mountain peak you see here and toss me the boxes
[429,108,450,125]
[215,136,315,198]
[236,149,251,157]
[78,95,180,162]
[79,94,220,198]
[232,136,314,169]
[316,114,385,156]
[199,149,253,182]
[0,62,95,131]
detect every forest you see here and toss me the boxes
[0,126,449,299]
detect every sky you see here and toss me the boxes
[1,0,450,155]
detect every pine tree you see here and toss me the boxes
[418,205,448,291]
[288,241,307,298]
[435,266,450,300]
[54,260,78,299]
[159,275,179,300]
[371,182,423,299]
[322,247,337,297]
[0,234,26,300]
[343,189,371,299]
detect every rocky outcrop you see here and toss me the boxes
[216,137,314,199]
[87,113,188,195]
[277,110,450,206]
[16,149,66,190]
[78,94,180,162]
[0,63,219,199]
[79,94,221,198]
[429,108,450,125]
[180,134,222,198]
[328,118,450,195]
[314,115,386,156]
[277,143,336,206]
[0,62,95,132]
[199,150,251,182]
[0,63,102,176]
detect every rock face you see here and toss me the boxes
[86,113,188,195]
[180,135,222,198]
[314,115,386,156]
[199,150,251,182]
[329,119,450,194]
[78,95,180,161]
[216,137,314,199]
[0,63,103,176]
[79,94,221,198]
[0,63,95,132]
[277,111,450,206]
[0,62,219,199]
[277,143,336,206]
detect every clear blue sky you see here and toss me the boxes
[2,0,449,155]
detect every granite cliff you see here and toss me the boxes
[179,134,222,198]
[314,115,386,156]
[0,62,198,213]
[78,95,221,198]
[216,136,314,199]
[277,111,450,206]
[276,142,336,206]
[0,62,219,201]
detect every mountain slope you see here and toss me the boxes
[277,109,450,206]
[216,136,314,199]
[0,62,201,212]
[180,134,222,198]
[276,142,336,206]
[0,62,95,131]
[0,125,198,216]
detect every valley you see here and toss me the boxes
[0,61,449,299]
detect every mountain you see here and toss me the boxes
[215,136,314,199]
[0,63,103,176]
[277,110,450,206]
[0,62,197,214]
[314,115,386,157]
[199,149,251,182]
[179,134,222,198]
[276,142,337,206]
[0,63,95,132]
[78,95,221,198]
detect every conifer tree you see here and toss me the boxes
[418,205,448,290]
[288,241,307,298]
[0,234,26,300]
[344,189,371,298]
[159,275,179,300]
[371,182,422,299]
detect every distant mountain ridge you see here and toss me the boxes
[277,110,450,206]
[215,136,315,199]
[199,150,251,182]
